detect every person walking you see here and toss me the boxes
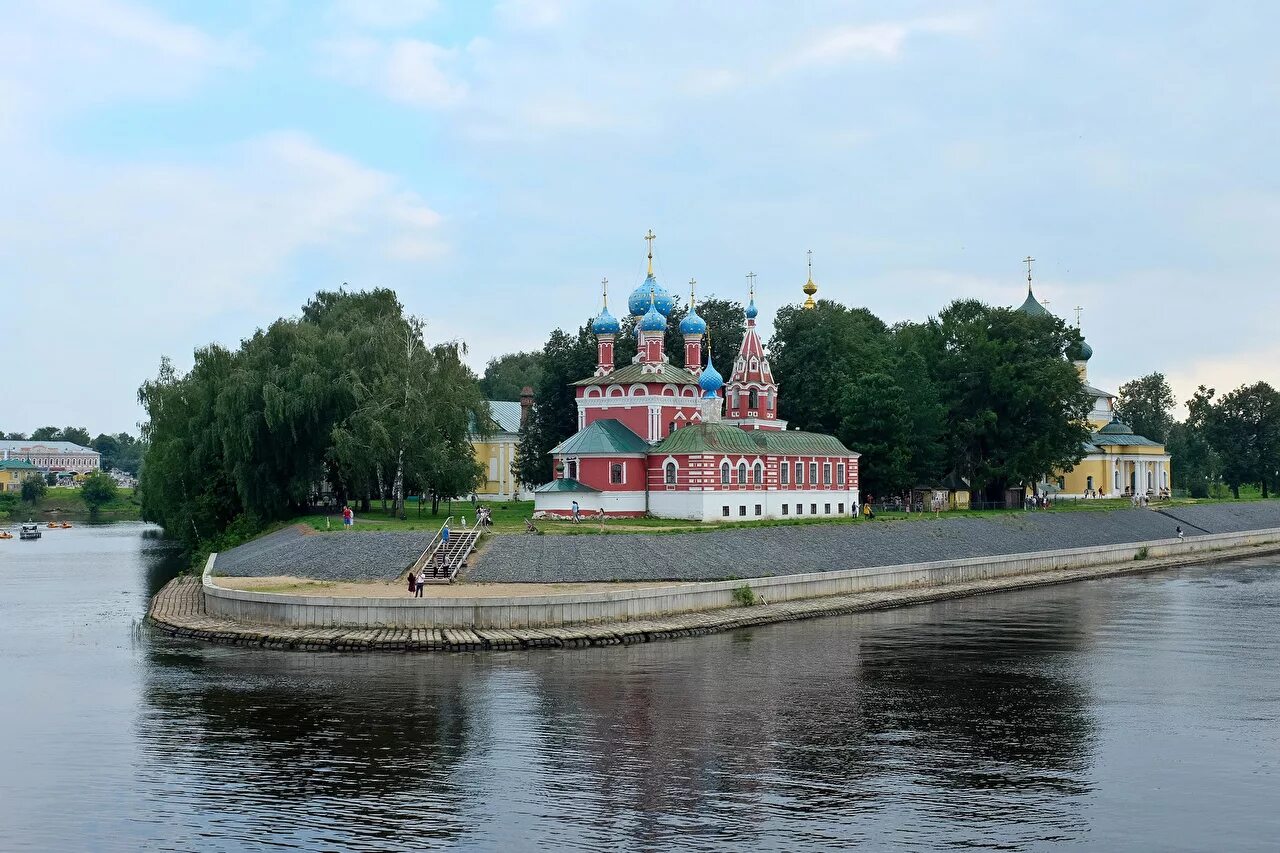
[407,570,417,596]
[597,506,606,531]
[416,568,427,596]
[1176,525,1185,541]
[342,505,354,529]
[441,522,450,546]
[571,500,581,524]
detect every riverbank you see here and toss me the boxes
[150,527,1280,651]
[0,486,140,523]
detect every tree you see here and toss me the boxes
[925,300,1092,503]
[480,351,544,401]
[4,432,26,440]
[30,426,59,440]
[44,472,57,487]
[513,325,597,487]
[81,471,119,519]
[1115,373,1176,443]
[1205,382,1280,498]
[21,474,46,504]
[838,373,914,497]
[60,426,92,446]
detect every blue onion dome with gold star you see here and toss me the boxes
[680,305,707,335]
[629,274,673,317]
[592,304,620,335]
[639,293,667,332]
[699,354,724,397]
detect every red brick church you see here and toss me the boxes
[533,238,860,521]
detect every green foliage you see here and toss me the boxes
[20,474,46,504]
[514,325,598,487]
[731,584,758,607]
[1199,382,1280,499]
[91,432,145,474]
[480,351,544,401]
[30,426,59,440]
[137,288,487,551]
[44,472,57,486]
[1116,373,1176,444]
[1134,546,1149,561]
[770,298,1087,501]
[80,471,119,518]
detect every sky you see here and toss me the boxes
[3,0,1278,434]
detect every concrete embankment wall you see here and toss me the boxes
[203,527,1280,630]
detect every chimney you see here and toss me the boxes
[519,386,534,427]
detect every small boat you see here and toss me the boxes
[0,531,12,540]
[47,522,57,529]
[60,522,72,529]
[19,523,41,540]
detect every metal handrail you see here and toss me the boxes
[411,515,453,574]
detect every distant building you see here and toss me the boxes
[470,395,534,501]
[1,459,38,492]
[0,440,101,474]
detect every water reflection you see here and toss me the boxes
[3,528,1279,852]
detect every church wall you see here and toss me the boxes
[535,490,647,518]
[558,456,647,492]
[649,488,860,522]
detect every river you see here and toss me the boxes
[1,524,1278,851]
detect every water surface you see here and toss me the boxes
[1,525,1278,851]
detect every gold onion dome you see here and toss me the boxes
[802,249,818,309]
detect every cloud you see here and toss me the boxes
[0,132,447,429]
[495,0,569,30]
[775,16,976,73]
[322,36,467,107]
[1163,346,1280,419]
[328,0,439,30]
[0,0,248,130]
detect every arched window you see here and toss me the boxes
[610,463,624,484]
[738,462,747,484]
[1086,475,1093,491]
[567,460,578,480]
[1114,470,1121,490]
[668,421,676,435]
[748,389,758,409]
[665,462,677,485]
[721,462,730,485]
[750,357,758,371]
[780,462,789,485]
[753,463,762,485]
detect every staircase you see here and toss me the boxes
[410,518,482,584]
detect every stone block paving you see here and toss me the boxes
[215,524,433,581]
[469,503,1280,583]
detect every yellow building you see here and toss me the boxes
[1,459,38,492]
[470,399,533,501]
[1017,283,1171,498]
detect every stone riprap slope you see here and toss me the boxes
[470,503,1280,583]
[215,524,433,581]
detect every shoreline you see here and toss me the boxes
[149,532,1280,652]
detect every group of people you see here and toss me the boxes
[568,500,607,528]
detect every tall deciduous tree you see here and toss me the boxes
[81,471,119,519]
[1116,373,1176,443]
[1205,382,1280,498]
[513,325,597,487]
[480,351,544,401]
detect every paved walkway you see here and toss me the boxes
[471,502,1280,583]
[149,540,1280,652]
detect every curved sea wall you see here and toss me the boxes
[199,527,1280,630]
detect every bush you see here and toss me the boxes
[1189,481,1210,499]
[1134,546,1149,561]
[731,584,758,607]
[20,474,46,505]
[80,471,119,518]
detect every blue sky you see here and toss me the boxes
[4,0,1277,433]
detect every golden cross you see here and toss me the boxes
[1023,255,1035,292]
[644,229,656,275]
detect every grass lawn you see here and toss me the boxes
[290,488,1280,538]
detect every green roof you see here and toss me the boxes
[1090,420,1164,447]
[549,419,649,456]
[572,361,698,387]
[651,423,858,457]
[1015,289,1050,317]
[0,460,37,470]
[533,477,600,494]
